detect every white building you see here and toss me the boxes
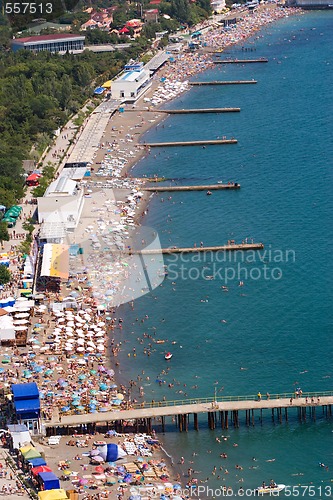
[211,0,226,12]
[111,62,151,101]
[37,177,84,232]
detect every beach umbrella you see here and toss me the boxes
[116,393,124,400]
[107,370,115,377]
[76,347,85,352]
[99,383,108,391]
[72,400,81,406]
[79,478,89,485]
[90,370,97,375]
[96,444,126,463]
[78,374,86,380]
[44,369,53,376]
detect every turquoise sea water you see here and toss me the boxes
[115,11,333,497]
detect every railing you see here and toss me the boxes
[51,391,333,419]
[129,390,333,411]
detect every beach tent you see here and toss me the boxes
[26,173,41,186]
[94,87,106,95]
[7,424,31,449]
[102,80,112,89]
[38,489,68,500]
[31,465,52,476]
[38,471,61,490]
[27,457,47,467]
[21,447,42,460]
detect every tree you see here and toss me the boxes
[0,265,11,285]
[0,221,9,247]
[170,0,191,23]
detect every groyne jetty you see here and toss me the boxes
[124,108,241,113]
[45,392,333,434]
[214,58,268,64]
[130,242,264,255]
[142,183,240,192]
[159,108,240,114]
[145,139,237,147]
[189,80,257,86]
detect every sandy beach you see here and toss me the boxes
[0,5,305,499]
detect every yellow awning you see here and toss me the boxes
[102,80,111,88]
[19,445,34,454]
[38,489,68,500]
[41,244,69,280]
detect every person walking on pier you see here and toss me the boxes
[257,392,262,401]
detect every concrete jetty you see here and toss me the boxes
[159,108,240,114]
[130,243,264,255]
[189,80,257,86]
[142,183,240,192]
[214,58,268,64]
[124,108,240,113]
[145,139,237,147]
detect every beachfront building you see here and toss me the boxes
[37,177,84,232]
[11,34,85,53]
[211,0,226,12]
[111,61,151,101]
[11,383,41,434]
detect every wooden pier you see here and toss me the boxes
[145,139,237,147]
[214,58,268,64]
[189,80,257,86]
[130,242,263,255]
[45,392,333,432]
[142,183,240,192]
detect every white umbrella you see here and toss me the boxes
[14,325,28,331]
[57,318,65,323]
[86,347,94,352]
[65,331,74,337]
[76,338,85,345]
[87,341,96,348]
[97,322,105,327]
[14,313,30,318]
[97,346,105,352]
[67,321,75,327]
[13,319,29,325]
[95,332,104,338]
[76,346,85,352]
[64,346,73,351]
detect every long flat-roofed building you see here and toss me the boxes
[11,33,85,53]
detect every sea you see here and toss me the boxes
[114,10,333,497]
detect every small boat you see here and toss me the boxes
[155,340,166,344]
[165,352,173,360]
[256,484,285,495]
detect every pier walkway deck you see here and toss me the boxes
[214,58,268,64]
[125,108,240,114]
[145,139,237,147]
[45,392,333,429]
[189,80,257,86]
[130,243,263,255]
[142,183,240,192]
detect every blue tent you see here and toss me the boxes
[27,457,47,467]
[38,471,60,490]
[94,87,105,95]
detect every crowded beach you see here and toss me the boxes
[0,4,304,499]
